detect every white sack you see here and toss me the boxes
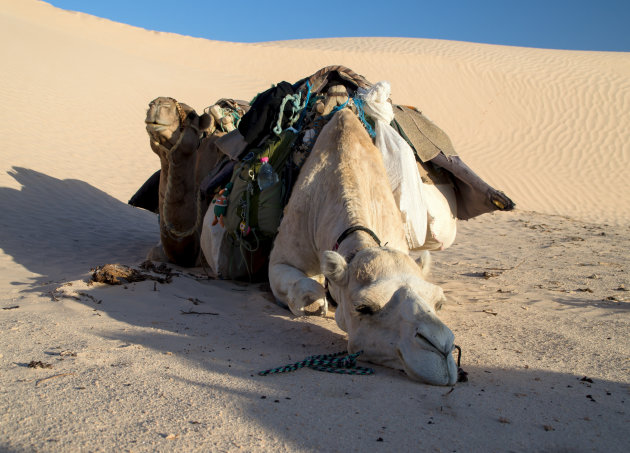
[421,182,458,251]
[358,81,427,250]
[200,207,226,276]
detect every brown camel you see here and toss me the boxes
[144,97,245,266]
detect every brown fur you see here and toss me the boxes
[145,97,224,266]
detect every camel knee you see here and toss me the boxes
[269,263,328,316]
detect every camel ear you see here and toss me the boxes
[431,286,447,311]
[321,251,348,286]
[199,113,213,131]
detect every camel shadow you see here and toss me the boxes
[170,364,629,452]
[1,168,347,383]
[0,167,158,288]
[1,171,627,451]
[0,167,345,375]
[0,167,343,361]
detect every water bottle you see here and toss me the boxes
[257,157,278,191]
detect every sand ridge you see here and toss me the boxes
[1,1,629,451]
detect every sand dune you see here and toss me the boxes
[3,0,629,224]
[1,1,629,451]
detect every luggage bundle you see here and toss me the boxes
[201,67,378,280]
[199,65,514,280]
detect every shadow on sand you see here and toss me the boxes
[0,167,158,287]
[39,270,630,452]
[1,168,628,451]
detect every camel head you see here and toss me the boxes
[145,97,212,154]
[322,247,458,386]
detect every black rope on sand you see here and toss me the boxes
[258,351,374,376]
[454,345,469,382]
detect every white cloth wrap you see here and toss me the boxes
[358,81,427,250]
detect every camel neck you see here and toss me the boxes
[334,226,381,251]
[334,225,382,263]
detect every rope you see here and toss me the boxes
[295,81,312,131]
[230,110,241,128]
[334,225,381,251]
[155,115,203,239]
[273,92,306,136]
[172,97,187,125]
[258,350,374,376]
[453,344,468,382]
[203,101,244,132]
[352,97,376,138]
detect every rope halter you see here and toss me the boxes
[152,99,204,239]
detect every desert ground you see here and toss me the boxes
[1,1,629,451]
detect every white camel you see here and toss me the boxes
[269,109,458,386]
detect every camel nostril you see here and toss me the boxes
[415,332,436,349]
[416,332,449,359]
[415,332,428,343]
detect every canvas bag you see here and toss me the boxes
[200,130,297,279]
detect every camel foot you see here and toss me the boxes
[146,242,169,262]
[288,277,328,317]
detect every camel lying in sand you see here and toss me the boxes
[144,97,247,266]
[269,109,458,385]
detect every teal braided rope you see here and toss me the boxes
[258,350,374,376]
[230,110,241,128]
[352,97,376,138]
[273,92,305,136]
[332,96,350,113]
[294,81,312,131]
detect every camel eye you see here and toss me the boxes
[356,304,375,315]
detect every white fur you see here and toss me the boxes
[269,109,457,385]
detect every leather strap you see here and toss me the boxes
[326,226,382,307]
[334,226,381,251]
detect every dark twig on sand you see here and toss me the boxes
[180,310,219,316]
[35,372,75,386]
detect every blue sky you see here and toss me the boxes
[47,0,630,51]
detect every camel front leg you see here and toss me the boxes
[269,263,328,317]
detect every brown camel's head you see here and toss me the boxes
[145,97,212,152]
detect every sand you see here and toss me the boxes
[1,0,629,451]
